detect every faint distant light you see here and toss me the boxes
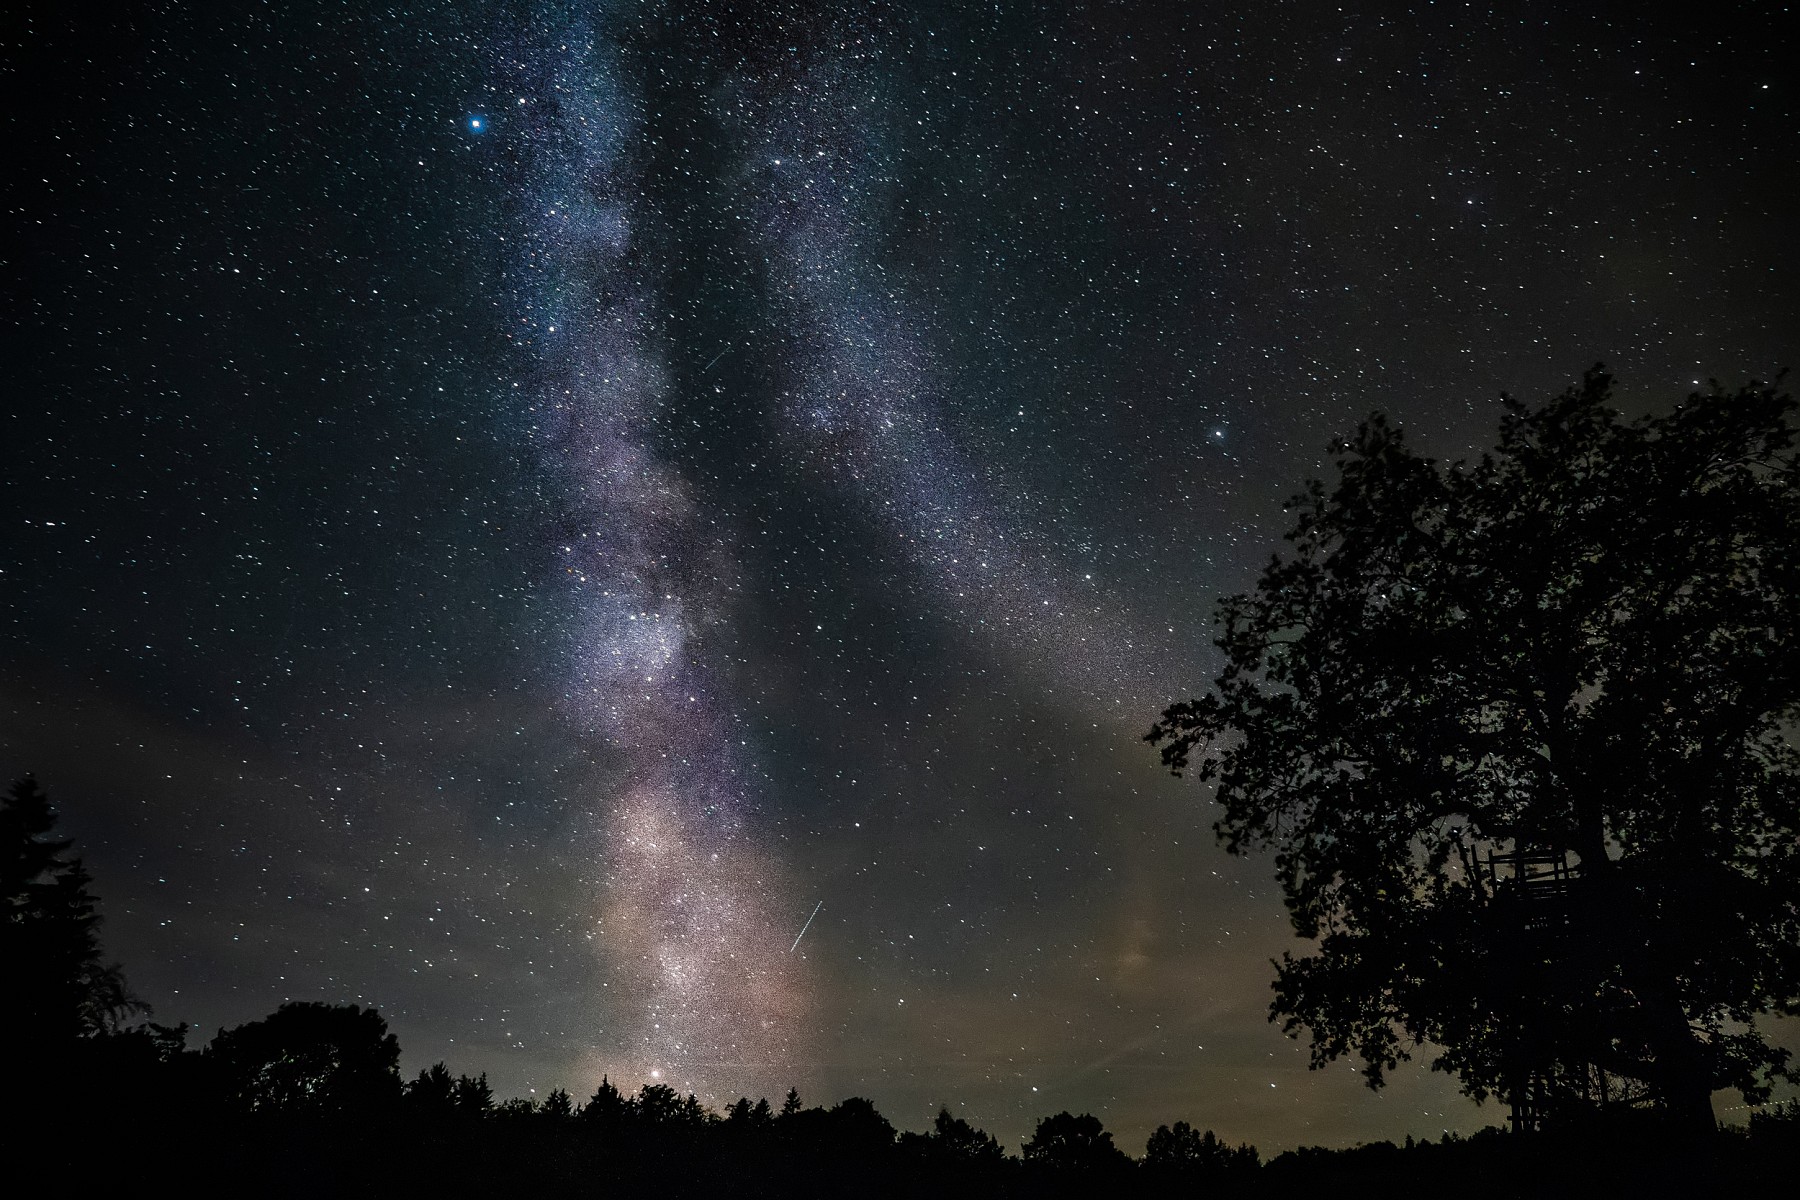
[1212,428,1225,439]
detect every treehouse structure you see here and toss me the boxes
[1483,845,1579,1134]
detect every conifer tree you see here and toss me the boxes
[454,1071,494,1116]
[406,1062,457,1112]
[1,775,142,1067]
[582,1075,629,1130]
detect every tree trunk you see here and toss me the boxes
[1574,849,1716,1137]
[1640,988,1717,1138]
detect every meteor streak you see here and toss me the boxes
[789,900,823,953]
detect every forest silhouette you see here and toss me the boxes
[8,373,1800,1196]
[7,745,1796,1196]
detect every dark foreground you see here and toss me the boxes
[16,1106,1797,1199]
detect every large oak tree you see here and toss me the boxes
[1149,368,1800,1134]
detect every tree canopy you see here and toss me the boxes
[1142,1120,1259,1172]
[206,1000,402,1114]
[1148,367,1800,1134]
[1023,1111,1132,1172]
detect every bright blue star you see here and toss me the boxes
[467,115,486,133]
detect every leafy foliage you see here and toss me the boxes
[1023,1111,1131,1171]
[1149,367,1800,1130]
[206,1000,402,1114]
[923,1107,1005,1162]
[824,1095,896,1151]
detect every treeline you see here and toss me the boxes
[7,775,1798,1197]
[32,1004,1800,1199]
[24,993,1267,1197]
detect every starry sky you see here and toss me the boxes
[6,0,1797,1152]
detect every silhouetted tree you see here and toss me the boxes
[634,1081,683,1125]
[780,1086,803,1118]
[495,1095,537,1120]
[67,1019,204,1117]
[205,1001,401,1115]
[823,1096,895,1154]
[1023,1111,1131,1171]
[916,1107,1004,1163]
[405,1062,457,1114]
[582,1075,629,1132]
[1,775,144,1070]
[750,1095,774,1125]
[1144,1120,1259,1171]
[454,1071,494,1116]
[1149,368,1800,1134]
[541,1087,574,1120]
[1748,1098,1800,1142]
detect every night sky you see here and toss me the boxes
[6,0,1797,1152]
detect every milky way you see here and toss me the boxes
[500,5,1209,1092]
[489,2,1193,1097]
[10,0,1795,1152]
[501,5,809,1093]
[725,21,1182,712]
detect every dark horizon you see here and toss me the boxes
[6,0,1798,1154]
